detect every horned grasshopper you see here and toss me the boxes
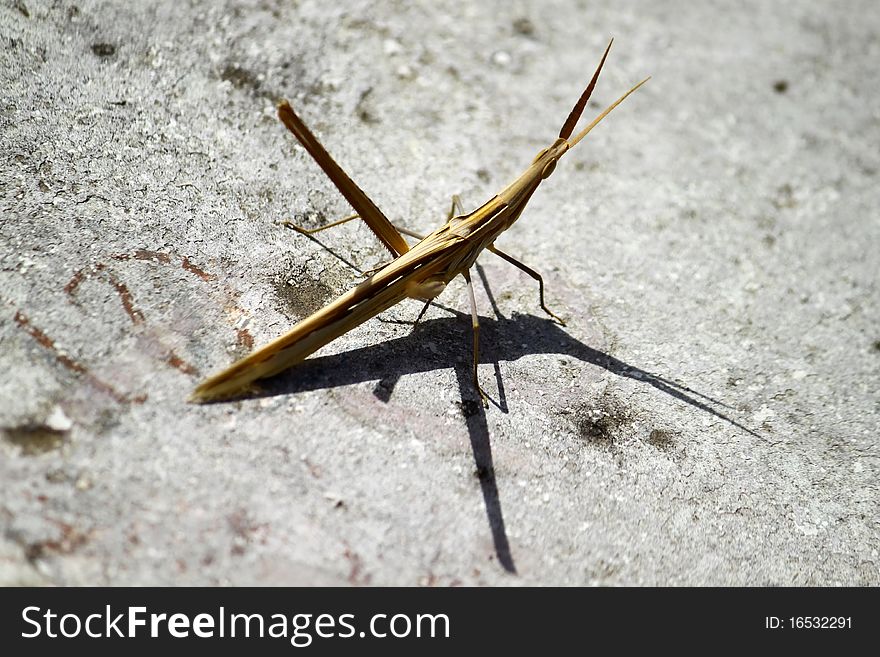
[190,41,648,404]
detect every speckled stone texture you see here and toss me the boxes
[1,0,877,585]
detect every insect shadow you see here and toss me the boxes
[251,310,755,574]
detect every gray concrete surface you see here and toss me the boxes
[2,0,877,585]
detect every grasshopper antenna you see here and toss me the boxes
[557,39,650,150]
[566,75,650,148]
[558,38,614,140]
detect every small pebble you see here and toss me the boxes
[491,50,511,67]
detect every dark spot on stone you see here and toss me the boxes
[356,87,379,124]
[773,80,789,94]
[577,415,616,445]
[24,522,90,562]
[512,17,535,37]
[45,468,69,483]
[95,406,121,435]
[873,340,880,353]
[220,63,279,101]
[14,1,29,18]
[762,233,776,247]
[476,168,490,183]
[773,183,797,209]
[574,398,630,446]
[91,42,116,58]
[647,428,675,450]
[271,273,334,318]
[227,508,263,556]
[269,248,346,318]
[357,108,376,123]
[3,426,67,456]
[221,63,261,91]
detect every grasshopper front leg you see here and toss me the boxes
[282,213,425,279]
[282,213,426,240]
[280,212,362,235]
[285,191,465,241]
[488,244,566,326]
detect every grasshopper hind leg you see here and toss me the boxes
[463,269,490,408]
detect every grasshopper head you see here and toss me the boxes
[532,138,570,179]
[496,42,646,215]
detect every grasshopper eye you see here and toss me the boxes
[532,147,549,164]
[541,157,557,179]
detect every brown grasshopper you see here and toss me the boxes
[190,41,648,404]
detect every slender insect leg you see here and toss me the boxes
[280,212,365,275]
[397,192,466,326]
[392,224,424,240]
[384,190,468,239]
[463,269,489,408]
[282,214,422,278]
[280,212,361,235]
[283,213,426,242]
[400,194,463,324]
[413,299,432,326]
[487,245,566,326]
[280,188,462,240]
[394,192,464,242]
[284,190,465,242]
[448,194,465,220]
